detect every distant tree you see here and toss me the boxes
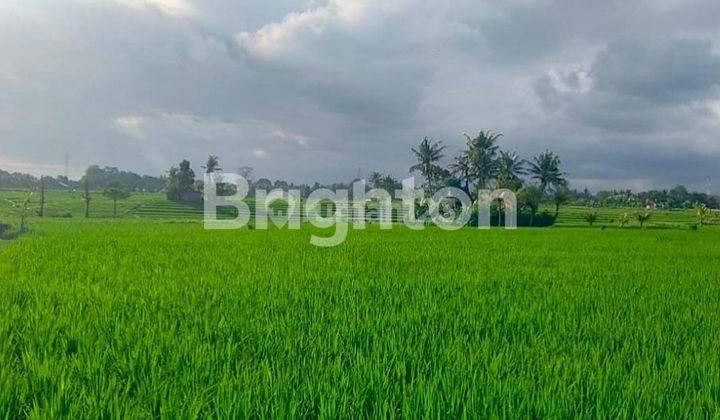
[39,176,46,217]
[584,211,598,227]
[166,159,196,202]
[636,212,651,228]
[464,131,501,191]
[238,166,255,183]
[528,150,566,193]
[410,137,446,191]
[552,186,572,218]
[81,165,164,192]
[82,178,91,218]
[368,172,383,189]
[496,150,526,191]
[379,174,401,191]
[448,154,473,193]
[255,178,273,191]
[518,186,542,227]
[202,155,222,173]
[696,204,710,226]
[619,212,630,228]
[103,182,131,216]
[7,192,33,232]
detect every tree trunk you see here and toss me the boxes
[39,176,45,217]
[529,209,535,227]
[84,180,90,218]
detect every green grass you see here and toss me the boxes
[549,205,717,227]
[0,189,159,219]
[1,219,720,417]
[3,189,714,228]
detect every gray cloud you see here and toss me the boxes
[1,0,720,190]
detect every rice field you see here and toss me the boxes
[1,218,720,417]
[1,189,714,228]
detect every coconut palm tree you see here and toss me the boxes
[448,154,473,193]
[409,137,446,191]
[636,212,651,228]
[464,131,501,190]
[368,172,383,189]
[528,150,566,193]
[496,150,526,191]
[202,155,222,173]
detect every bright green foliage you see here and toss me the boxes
[584,211,598,227]
[636,212,652,228]
[1,220,720,417]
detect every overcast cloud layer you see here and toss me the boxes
[1,0,720,191]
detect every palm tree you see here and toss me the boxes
[448,154,472,193]
[636,212,651,228]
[464,131,501,190]
[528,150,566,193]
[464,131,501,155]
[202,155,222,173]
[368,171,383,189]
[496,150,526,191]
[410,137,446,191]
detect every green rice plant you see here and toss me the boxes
[0,219,719,417]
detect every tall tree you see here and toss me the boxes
[103,182,131,216]
[552,185,572,218]
[495,150,526,191]
[464,131,501,190]
[518,186,543,227]
[202,155,222,173]
[368,172,383,189]
[528,150,566,193]
[166,159,196,202]
[39,176,45,217]
[449,154,473,193]
[409,137,446,191]
[82,179,91,218]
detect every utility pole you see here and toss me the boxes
[64,152,69,180]
[39,176,45,217]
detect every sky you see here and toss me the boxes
[1,0,720,192]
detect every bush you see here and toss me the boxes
[468,208,555,227]
[0,223,12,236]
[47,211,73,218]
[0,222,20,240]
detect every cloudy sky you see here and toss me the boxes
[1,0,720,191]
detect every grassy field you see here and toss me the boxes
[1,189,716,228]
[1,218,720,417]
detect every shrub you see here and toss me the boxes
[584,212,598,227]
[636,212,652,228]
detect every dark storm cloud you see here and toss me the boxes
[591,38,720,105]
[1,0,720,189]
